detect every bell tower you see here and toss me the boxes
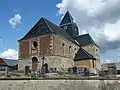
[60,11,79,38]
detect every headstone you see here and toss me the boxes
[107,63,116,79]
[25,66,30,76]
[73,67,77,74]
[5,67,8,77]
[43,63,49,73]
[41,66,46,77]
[84,68,89,76]
[49,68,57,73]
[68,68,73,74]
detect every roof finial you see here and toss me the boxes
[66,5,69,11]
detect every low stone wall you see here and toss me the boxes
[0,79,120,90]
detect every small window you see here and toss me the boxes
[75,53,77,55]
[33,41,38,48]
[62,43,65,47]
[69,46,71,49]
[96,49,98,51]
[75,28,77,32]
[63,26,67,29]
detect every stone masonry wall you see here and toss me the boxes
[82,44,101,70]
[82,44,100,60]
[53,34,79,59]
[19,55,74,71]
[74,59,93,69]
[18,34,79,71]
[0,80,120,90]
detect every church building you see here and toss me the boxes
[18,11,100,73]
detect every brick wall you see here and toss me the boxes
[53,34,79,59]
[19,40,30,59]
[18,34,79,71]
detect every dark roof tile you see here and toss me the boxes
[74,48,96,61]
[19,18,52,41]
[60,11,73,25]
[19,17,78,45]
[0,58,18,66]
[74,34,99,47]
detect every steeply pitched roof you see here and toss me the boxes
[74,48,96,61]
[19,17,78,45]
[19,18,52,41]
[74,33,99,47]
[60,11,73,25]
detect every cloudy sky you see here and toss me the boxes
[0,0,120,63]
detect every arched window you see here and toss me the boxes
[69,46,72,57]
[62,43,65,47]
[92,60,95,68]
[62,43,65,56]
[74,48,76,50]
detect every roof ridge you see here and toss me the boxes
[74,33,99,47]
[42,18,54,33]
[81,48,95,59]
[76,33,89,37]
[66,11,73,22]
[0,58,17,61]
[43,18,79,46]
[88,34,99,47]
[60,11,74,25]
[4,59,18,61]
[19,19,41,41]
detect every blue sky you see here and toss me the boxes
[0,0,61,53]
[1,0,120,63]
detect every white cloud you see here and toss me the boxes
[0,38,3,44]
[103,20,120,41]
[9,13,22,28]
[56,0,120,62]
[101,59,120,64]
[56,0,120,47]
[0,49,18,60]
[56,0,120,42]
[101,59,113,64]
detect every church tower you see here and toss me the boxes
[60,11,79,38]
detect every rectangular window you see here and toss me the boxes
[63,26,67,29]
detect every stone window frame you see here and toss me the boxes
[32,41,38,49]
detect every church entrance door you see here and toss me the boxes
[32,57,38,71]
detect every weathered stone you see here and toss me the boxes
[0,80,120,90]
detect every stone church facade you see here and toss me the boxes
[18,11,100,73]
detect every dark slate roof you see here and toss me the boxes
[3,59,18,66]
[74,48,96,61]
[19,18,52,41]
[60,11,73,25]
[19,17,78,45]
[0,58,18,66]
[74,33,99,47]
